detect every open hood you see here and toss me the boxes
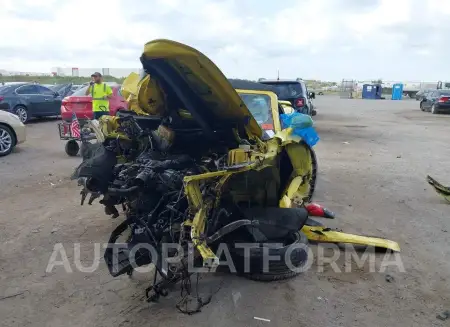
[140,39,262,139]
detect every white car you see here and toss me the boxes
[0,110,26,156]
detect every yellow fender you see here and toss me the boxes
[301,226,401,252]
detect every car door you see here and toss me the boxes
[15,84,43,115]
[35,85,61,115]
[425,91,437,110]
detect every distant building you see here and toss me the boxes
[51,67,139,77]
[0,69,50,76]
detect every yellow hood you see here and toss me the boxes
[139,39,262,139]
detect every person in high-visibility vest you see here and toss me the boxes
[85,72,113,120]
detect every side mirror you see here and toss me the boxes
[53,91,60,97]
[309,92,315,99]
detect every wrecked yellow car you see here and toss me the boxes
[72,39,399,308]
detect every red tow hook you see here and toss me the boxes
[305,203,335,218]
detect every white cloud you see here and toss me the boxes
[0,0,450,81]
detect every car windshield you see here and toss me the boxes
[0,85,15,94]
[239,93,273,127]
[262,82,303,98]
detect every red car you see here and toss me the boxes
[60,83,128,121]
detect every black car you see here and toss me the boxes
[415,89,432,101]
[420,90,450,114]
[0,83,64,123]
[49,83,74,98]
[258,79,316,116]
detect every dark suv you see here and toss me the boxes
[258,78,316,116]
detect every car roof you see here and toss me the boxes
[228,79,278,93]
[260,79,303,84]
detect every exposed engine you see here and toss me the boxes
[72,114,310,313]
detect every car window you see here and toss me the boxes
[0,85,15,94]
[36,85,55,95]
[15,85,38,95]
[239,93,272,126]
[262,82,303,98]
[71,85,89,96]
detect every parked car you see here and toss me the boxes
[0,83,63,123]
[258,79,316,116]
[0,110,26,156]
[415,89,432,101]
[49,83,74,98]
[70,84,82,93]
[420,90,450,114]
[60,83,127,122]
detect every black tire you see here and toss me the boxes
[14,106,29,123]
[0,125,16,157]
[431,104,439,114]
[65,140,80,156]
[420,102,424,111]
[229,231,309,282]
[308,145,318,202]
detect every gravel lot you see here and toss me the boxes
[1,96,450,327]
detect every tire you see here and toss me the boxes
[420,102,424,111]
[65,140,80,156]
[308,145,318,202]
[14,106,29,123]
[0,125,16,157]
[229,231,309,282]
[431,104,438,114]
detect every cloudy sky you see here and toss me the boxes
[1,0,449,81]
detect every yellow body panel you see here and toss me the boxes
[120,72,140,100]
[302,226,401,252]
[142,39,262,138]
[279,100,294,114]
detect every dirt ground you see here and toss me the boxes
[1,96,450,327]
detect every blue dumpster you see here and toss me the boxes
[391,83,403,100]
[362,84,382,99]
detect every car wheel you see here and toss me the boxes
[431,104,438,114]
[230,231,310,281]
[15,106,29,123]
[420,102,424,111]
[0,125,16,157]
[307,145,318,202]
[65,140,80,156]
